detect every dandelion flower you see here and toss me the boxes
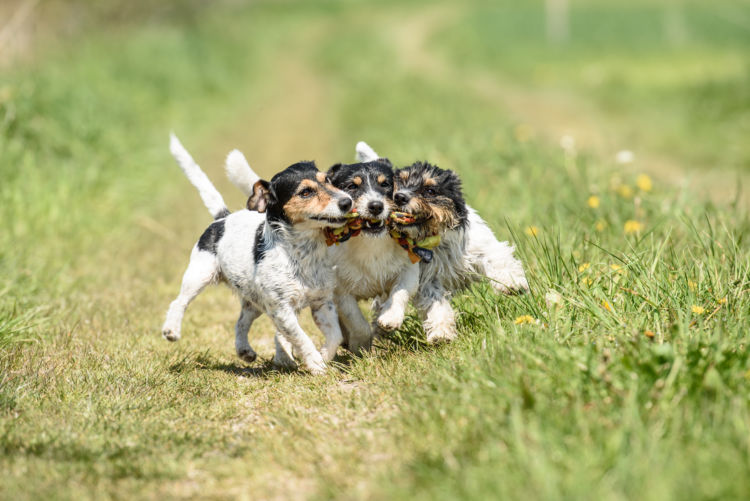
[636,174,652,192]
[624,220,643,234]
[514,315,536,325]
[587,195,600,208]
[644,330,655,339]
[514,124,534,143]
[595,220,607,232]
[688,280,697,291]
[615,150,635,164]
[582,277,594,287]
[718,297,728,305]
[525,225,540,237]
[617,185,634,199]
[602,300,613,312]
[578,262,590,273]
[691,305,705,315]
[560,134,576,152]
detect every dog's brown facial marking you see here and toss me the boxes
[377,174,386,184]
[392,161,468,241]
[283,178,336,224]
[352,176,362,186]
[315,171,327,183]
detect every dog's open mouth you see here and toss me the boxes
[311,215,348,227]
[362,218,386,234]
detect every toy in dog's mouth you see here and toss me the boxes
[323,211,363,246]
[390,211,431,227]
[388,211,442,263]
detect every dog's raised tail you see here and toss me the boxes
[355,141,379,162]
[169,133,229,220]
[225,149,258,197]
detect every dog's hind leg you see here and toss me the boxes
[337,293,372,355]
[162,248,218,342]
[312,301,344,362]
[269,308,326,375]
[235,302,260,363]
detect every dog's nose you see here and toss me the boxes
[338,197,353,212]
[394,192,410,206]
[367,200,384,216]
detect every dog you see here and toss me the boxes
[161,135,353,374]
[356,141,529,296]
[227,153,420,354]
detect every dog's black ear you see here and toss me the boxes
[247,179,272,213]
[327,163,344,179]
[378,157,393,168]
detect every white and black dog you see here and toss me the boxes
[161,135,353,374]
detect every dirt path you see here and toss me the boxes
[384,3,748,207]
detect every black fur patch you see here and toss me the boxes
[214,208,231,220]
[253,224,267,264]
[197,220,225,254]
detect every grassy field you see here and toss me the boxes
[1,0,749,499]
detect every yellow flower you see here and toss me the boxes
[643,330,655,339]
[514,124,534,143]
[595,220,607,232]
[525,225,540,237]
[582,277,594,287]
[610,264,627,275]
[587,195,600,209]
[636,174,653,192]
[514,315,536,325]
[691,305,705,315]
[578,262,590,273]
[718,297,728,305]
[624,220,643,234]
[688,280,697,291]
[602,300,613,312]
[617,185,634,199]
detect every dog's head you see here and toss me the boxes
[327,159,394,236]
[247,161,353,230]
[391,161,468,241]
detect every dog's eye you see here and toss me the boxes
[346,183,359,191]
[298,188,315,198]
[380,180,391,188]
[423,187,437,196]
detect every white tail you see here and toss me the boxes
[355,141,379,162]
[169,133,228,220]
[225,149,259,197]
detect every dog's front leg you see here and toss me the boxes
[269,307,326,375]
[311,301,344,363]
[415,279,457,344]
[376,262,420,332]
[336,293,371,355]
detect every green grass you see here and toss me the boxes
[1,1,749,499]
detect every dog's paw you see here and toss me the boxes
[376,307,405,332]
[162,328,180,342]
[236,347,257,363]
[273,351,298,370]
[304,357,327,376]
[426,325,457,345]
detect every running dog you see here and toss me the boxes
[161,135,353,374]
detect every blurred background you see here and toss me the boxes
[1,2,749,498]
